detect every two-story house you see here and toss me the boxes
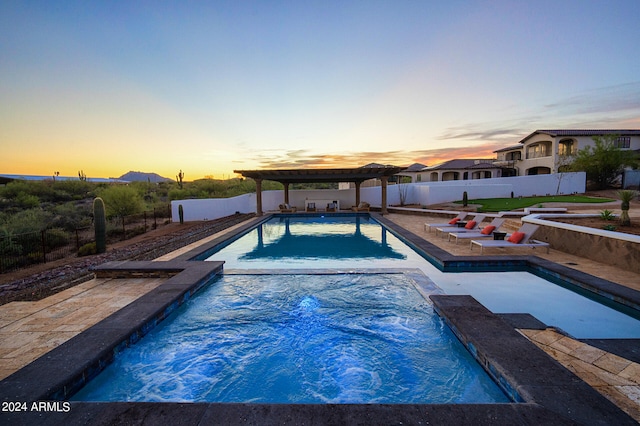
[494,129,640,176]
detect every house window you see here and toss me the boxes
[615,136,631,148]
[526,143,549,159]
[558,139,575,156]
[506,151,521,161]
[416,174,422,182]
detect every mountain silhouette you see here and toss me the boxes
[118,171,172,183]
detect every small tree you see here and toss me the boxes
[617,190,638,226]
[554,150,575,195]
[570,135,638,189]
[397,183,409,206]
[98,185,144,227]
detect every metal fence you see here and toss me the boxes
[0,205,172,274]
[107,205,172,240]
[0,227,93,274]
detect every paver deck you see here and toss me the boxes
[1,212,639,421]
[0,277,166,381]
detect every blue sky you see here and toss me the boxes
[2,1,639,179]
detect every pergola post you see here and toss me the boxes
[284,182,290,204]
[255,178,263,216]
[381,176,388,214]
[355,181,361,207]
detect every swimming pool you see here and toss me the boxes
[4,213,636,424]
[72,273,508,403]
[203,215,640,339]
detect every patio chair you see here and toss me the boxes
[279,203,297,213]
[326,202,337,212]
[424,212,469,233]
[447,217,506,244]
[306,202,316,212]
[351,202,370,212]
[469,223,550,254]
[434,214,486,236]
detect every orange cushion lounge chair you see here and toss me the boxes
[447,217,506,244]
[469,223,549,254]
[424,212,469,232]
[434,214,486,236]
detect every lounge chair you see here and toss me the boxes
[306,202,316,212]
[424,212,469,232]
[326,202,337,212]
[352,202,370,212]
[447,217,506,244]
[279,203,297,213]
[434,214,486,236]
[469,223,550,253]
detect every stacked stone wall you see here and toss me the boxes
[533,226,640,274]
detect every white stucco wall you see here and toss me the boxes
[171,172,586,222]
[624,170,640,189]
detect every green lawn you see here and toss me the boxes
[455,195,615,212]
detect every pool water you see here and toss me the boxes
[72,273,509,403]
[206,215,416,269]
[434,271,640,339]
[206,215,640,339]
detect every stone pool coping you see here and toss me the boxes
[1,213,639,424]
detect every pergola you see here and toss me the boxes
[234,166,405,216]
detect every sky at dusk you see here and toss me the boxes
[2,1,640,180]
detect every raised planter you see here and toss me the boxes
[525,214,640,274]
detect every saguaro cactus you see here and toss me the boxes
[462,191,468,207]
[94,197,107,253]
[176,169,184,189]
[178,204,184,224]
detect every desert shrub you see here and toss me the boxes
[44,228,69,249]
[26,251,44,263]
[51,202,92,231]
[0,208,53,235]
[78,242,97,256]
[0,236,22,256]
[149,201,171,218]
[128,226,146,238]
[599,210,615,221]
[15,193,40,209]
[98,185,144,219]
[53,180,95,200]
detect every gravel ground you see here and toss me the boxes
[0,213,254,305]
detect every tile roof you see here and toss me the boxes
[402,163,428,172]
[494,144,524,153]
[424,159,499,170]
[519,129,640,144]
